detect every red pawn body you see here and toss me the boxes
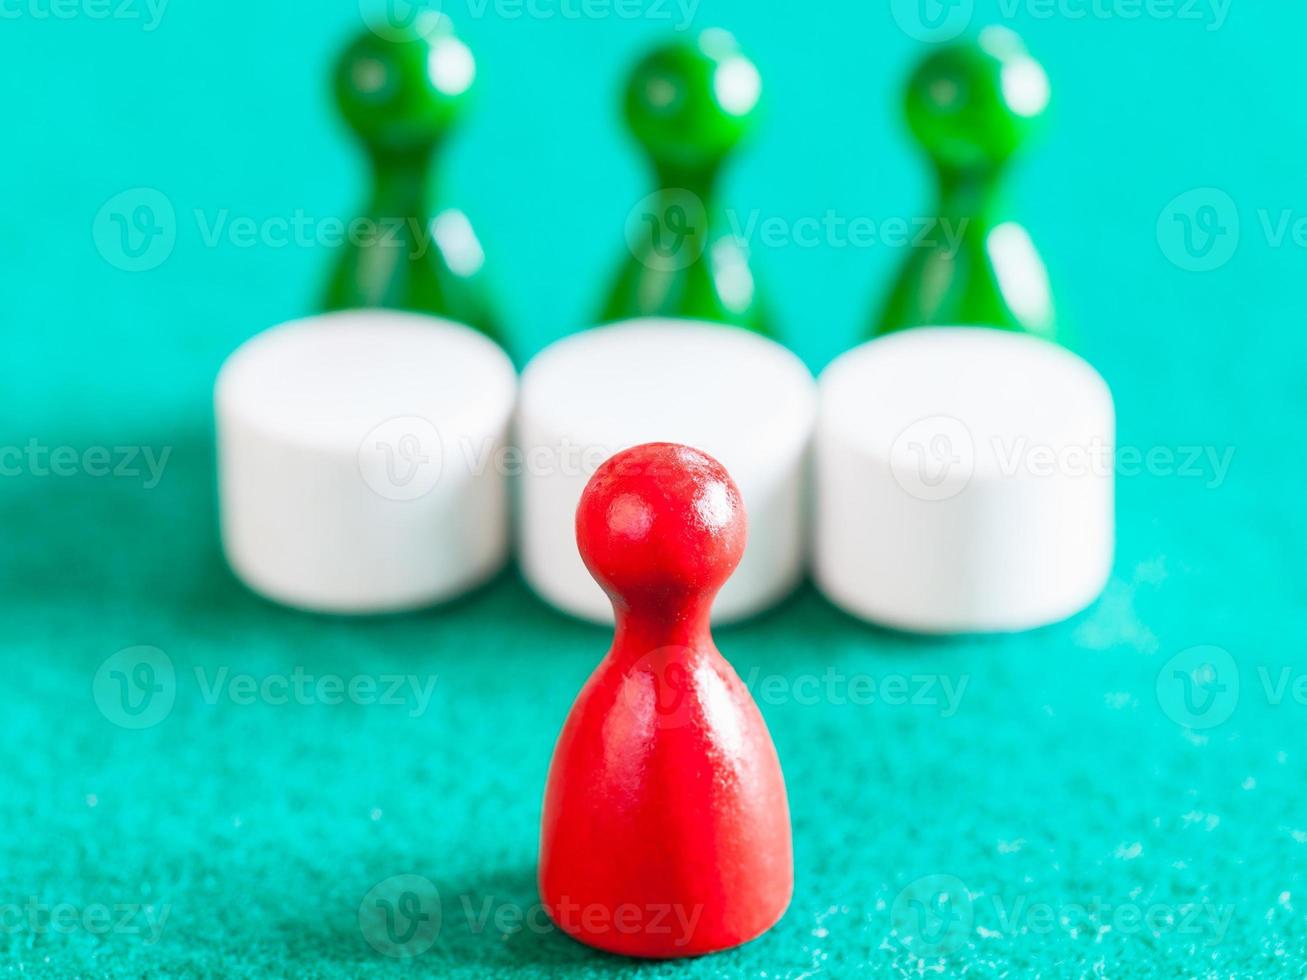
[539,443,793,958]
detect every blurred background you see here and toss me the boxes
[1,0,1302,976]
[8,0,1287,391]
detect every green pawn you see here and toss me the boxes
[601,29,771,336]
[325,15,499,341]
[875,27,1056,342]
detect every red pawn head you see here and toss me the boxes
[576,443,746,617]
[541,442,793,959]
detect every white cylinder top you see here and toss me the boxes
[820,327,1113,482]
[519,319,815,464]
[217,309,516,451]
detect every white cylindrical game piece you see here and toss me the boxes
[517,318,817,625]
[815,327,1114,633]
[216,309,516,614]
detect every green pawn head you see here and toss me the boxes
[624,29,762,175]
[905,26,1049,172]
[335,14,476,153]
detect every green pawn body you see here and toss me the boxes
[325,15,499,342]
[875,27,1057,342]
[602,30,771,337]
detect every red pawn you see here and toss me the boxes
[539,443,793,958]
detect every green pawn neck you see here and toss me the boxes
[875,27,1057,344]
[601,30,772,337]
[324,15,500,343]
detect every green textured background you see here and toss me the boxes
[3,0,1303,975]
